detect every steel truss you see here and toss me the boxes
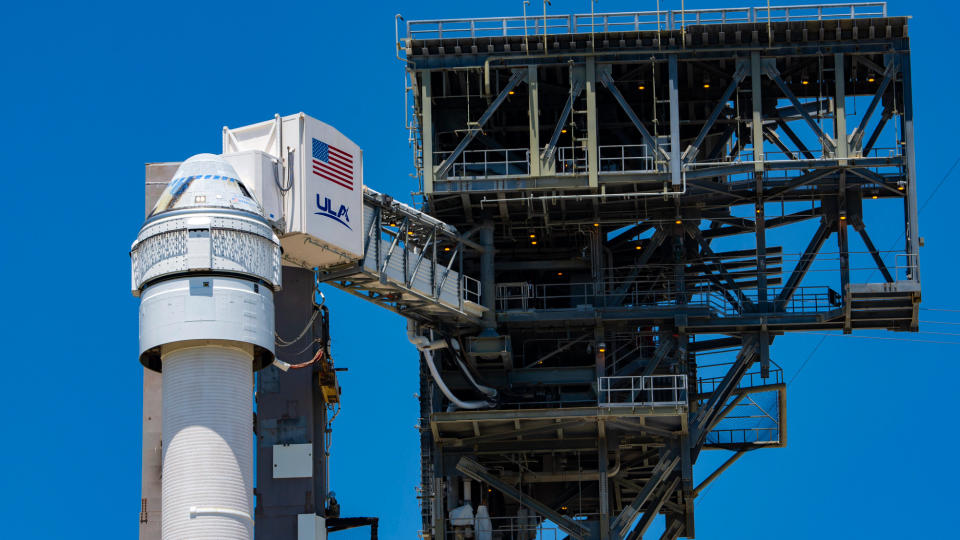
[399,4,918,539]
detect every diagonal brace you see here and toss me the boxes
[776,220,832,308]
[683,63,749,164]
[849,61,898,150]
[435,70,527,179]
[456,456,590,539]
[626,476,682,540]
[763,64,836,155]
[610,449,680,538]
[542,80,584,164]
[598,70,669,162]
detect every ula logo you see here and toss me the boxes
[315,194,351,230]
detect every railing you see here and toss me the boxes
[436,148,530,178]
[697,365,783,396]
[598,375,688,407]
[557,145,587,175]
[706,427,780,445]
[497,282,535,311]
[406,3,888,41]
[600,144,661,173]
[445,515,560,540]
[493,278,837,318]
[462,274,482,304]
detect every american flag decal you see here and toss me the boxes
[312,138,354,191]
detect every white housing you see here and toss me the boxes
[223,113,364,270]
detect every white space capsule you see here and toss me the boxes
[131,154,281,540]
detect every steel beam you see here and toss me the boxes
[542,80,584,166]
[751,53,765,172]
[609,449,680,538]
[456,457,590,539]
[587,58,600,188]
[855,226,894,283]
[625,476,682,540]
[692,450,748,496]
[598,70,668,162]
[763,63,836,155]
[528,65,541,176]
[422,72,435,193]
[900,54,921,281]
[849,61,897,151]
[668,55,681,186]
[776,219,832,308]
[833,53,849,164]
[684,62,749,165]
[435,70,526,179]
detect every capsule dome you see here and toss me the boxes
[148,153,263,217]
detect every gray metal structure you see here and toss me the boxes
[382,2,920,538]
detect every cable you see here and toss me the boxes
[797,331,960,346]
[275,309,321,347]
[921,307,960,313]
[788,335,826,385]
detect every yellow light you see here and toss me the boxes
[561,129,567,134]
[637,85,645,90]
[508,90,515,95]
[801,80,809,85]
[703,83,711,89]
[444,246,451,251]
[408,231,415,235]
[389,222,397,227]
[756,209,761,214]
[531,241,538,245]
[867,76,876,83]
[872,195,878,199]
[840,215,847,220]
[635,245,642,250]
[530,234,536,238]
[557,272,563,276]
[898,185,905,191]
[675,219,682,224]
[593,223,599,227]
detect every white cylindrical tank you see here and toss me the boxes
[131,154,282,540]
[161,343,253,538]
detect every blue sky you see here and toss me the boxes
[1,0,958,538]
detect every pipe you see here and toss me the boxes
[408,321,491,410]
[448,338,498,399]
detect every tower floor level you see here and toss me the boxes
[391,3,921,539]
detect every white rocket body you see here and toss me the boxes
[131,154,282,539]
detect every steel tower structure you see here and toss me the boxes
[369,3,921,538]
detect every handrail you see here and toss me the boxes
[404,3,888,41]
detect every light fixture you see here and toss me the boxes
[598,342,606,353]
[801,71,810,85]
[867,75,876,83]
[561,128,567,133]
[529,233,536,238]
[637,84,646,90]
[635,245,642,250]
[872,195,878,199]
[407,231,415,236]
[508,90,515,95]
[531,240,538,245]
[593,223,599,227]
[840,215,847,221]
[557,272,563,276]
[444,246,451,251]
[389,222,397,227]
[675,219,682,224]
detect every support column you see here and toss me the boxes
[597,421,610,540]
[669,55,681,186]
[750,52,764,172]
[834,53,849,164]
[479,222,497,329]
[900,54,920,281]
[528,65,541,176]
[586,57,599,188]
[421,71,435,194]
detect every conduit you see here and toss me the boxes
[408,321,491,410]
